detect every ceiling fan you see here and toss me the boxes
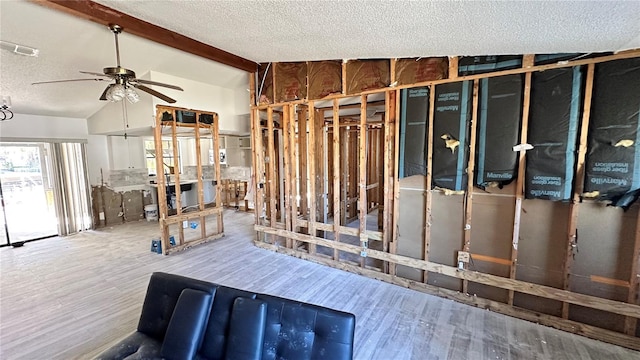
[32,24,183,104]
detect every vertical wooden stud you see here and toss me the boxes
[298,107,309,229]
[424,84,436,282]
[289,105,299,244]
[390,58,397,85]
[194,113,206,241]
[390,90,401,276]
[213,113,223,234]
[563,63,595,318]
[509,55,534,304]
[170,112,184,245]
[383,90,396,273]
[462,80,480,294]
[252,109,265,228]
[282,105,292,246]
[267,108,277,243]
[449,56,459,79]
[308,101,317,254]
[342,61,348,96]
[154,107,170,254]
[332,99,341,261]
[359,95,368,268]
[315,109,326,230]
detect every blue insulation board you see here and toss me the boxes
[525,66,584,201]
[458,55,522,76]
[432,81,473,190]
[399,87,429,178]
[584,57,640,205]
[476,74,524,187]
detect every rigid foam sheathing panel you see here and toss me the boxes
[428,191,464,291]
[513,199,568,316]
[396,175,426,281]
[573,202,636,288]
[467,191,514,302]
[569,202,638,332]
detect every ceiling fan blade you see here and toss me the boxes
[99,84,114,101]
[133,84,177,103]
[80,70,111,78]
[32,78,107,85]
[131,78,183,91]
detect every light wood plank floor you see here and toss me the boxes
[1,210,638,360]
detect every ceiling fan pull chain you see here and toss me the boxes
[121,100,129,139]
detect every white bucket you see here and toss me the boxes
[144,204,158,221]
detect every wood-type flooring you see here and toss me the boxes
[1,210,638,359]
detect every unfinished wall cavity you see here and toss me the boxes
[250,51,640,350]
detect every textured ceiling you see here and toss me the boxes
[0,0,247,119]
[95,0,640,62]
[2,0,640,120]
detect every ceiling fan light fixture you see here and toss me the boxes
[125,87,140,104]
[106,83,125,102]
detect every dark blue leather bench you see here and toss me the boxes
[96,272,356,360]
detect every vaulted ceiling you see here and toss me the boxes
[1,0,639,119]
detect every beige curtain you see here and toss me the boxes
[49,143,92,235]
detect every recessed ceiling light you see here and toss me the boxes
[0,40,39,57]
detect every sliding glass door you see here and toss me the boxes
[0,143,57,244]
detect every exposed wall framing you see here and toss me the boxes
[250,50,640,350]
[154,105,224,254]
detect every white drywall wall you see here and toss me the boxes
[149,71,248,134]
[86,135,110,186]
[0,114,88,140]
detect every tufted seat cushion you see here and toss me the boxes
[95,332,161,360]
[256,294,355,360]
[97,273,356,360]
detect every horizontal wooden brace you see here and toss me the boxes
[166,233,224,255]
[161,207,222,226]
[255,225,640,319]
[254,241,640,351]
[471,253,512,266]
[294,219,383,241]
[590,275,631,288]
[366,183,379,190]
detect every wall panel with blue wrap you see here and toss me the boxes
[432,81,472,190]
[458,55,522,76]
[476,74,524,188]
[584,58,640,207]
[525,66,584,200]
[398,87,429,178]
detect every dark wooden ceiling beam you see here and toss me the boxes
[34,0,257,73]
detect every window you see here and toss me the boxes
[144,140,181,175]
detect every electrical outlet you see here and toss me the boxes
[457,251,470,263]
